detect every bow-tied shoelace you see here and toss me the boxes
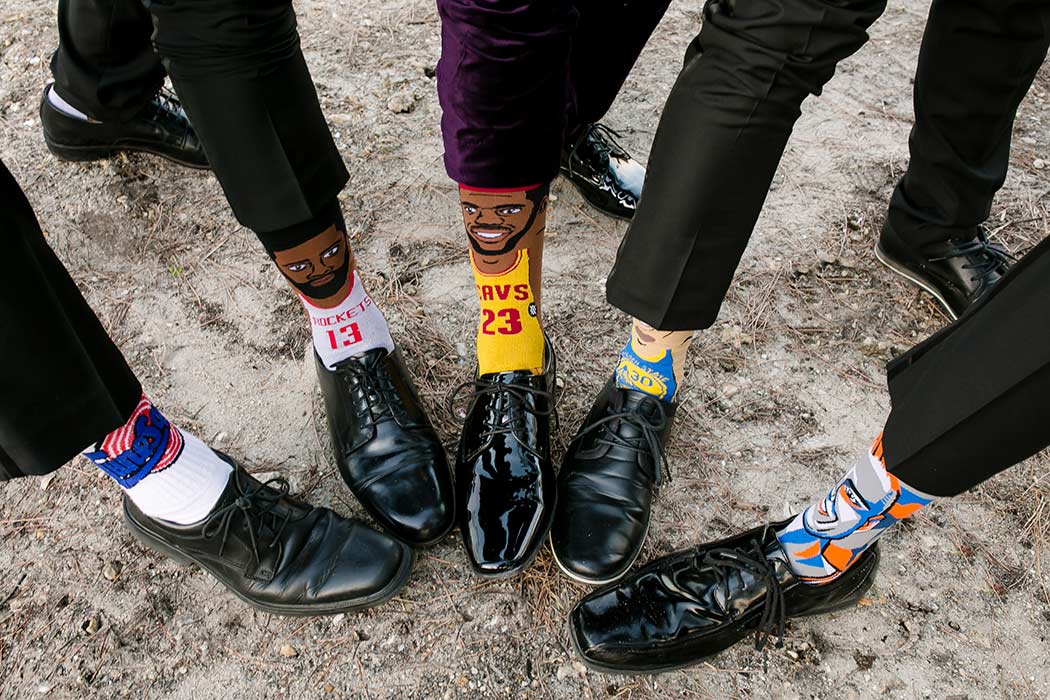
[447,377,556,457]
[573,396,671,484]
[928,229,1015,286]
[199,472,293,566]
[699,532,786,663]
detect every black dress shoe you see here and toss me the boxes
[551,380,675,585]
[570,522,880,674]
[560,123,645,221]
[876,220,1013,320]
[40,85,209,170]
[316,348,455,547]
[452,348,557,578]
[124,459,413,616]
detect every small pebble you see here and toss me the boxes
[279,643,299,658]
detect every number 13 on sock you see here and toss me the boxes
[327,322,363,349]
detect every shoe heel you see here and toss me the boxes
[124,513,195,568]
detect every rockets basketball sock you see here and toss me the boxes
[84,394,232,524]
[258,202,394,369]
[775,434,935,584]
[614,319,694,402]
[460,183,549,375]
[302,268,394,369]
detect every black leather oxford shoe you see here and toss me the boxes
[551,379,675,585]
[40,85,208,170]
[561,123,645,221]
[124,459,413,615]
[316,348,455,547]
[570,522,880,674]
[876,220,1013,320]
[451,348,557,578]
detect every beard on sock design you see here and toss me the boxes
[271,223,353,307]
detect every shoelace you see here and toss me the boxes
[928,229,1014,285]
[148,87,185,122]
[199,471,292,566]
[447,376,556,457]
[572,396,671,484]
[566,123,631,179]
[337,358,404,427]
[699,531,786,659]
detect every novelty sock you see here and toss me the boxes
[47,85,91,122]
[775,434,935,584]
[460,183,548,375]
[84,394,232,524]
[259,202,394,369]
[614,319,693,402]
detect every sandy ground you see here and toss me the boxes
[2,0,1050,698]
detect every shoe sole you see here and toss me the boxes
[874,242,959,321]
[569,547,879,675]
[43,137,210,171]
[124,507,415,616]
[548,513,649,587]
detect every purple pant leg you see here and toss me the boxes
[437,0,577,188]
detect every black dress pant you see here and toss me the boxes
[887,0,1050,247]
[50,0,347,232]
[606,0,1050,330]
[51,0,164,122]
[0,160,140,480]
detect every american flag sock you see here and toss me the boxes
[83,394,232,524]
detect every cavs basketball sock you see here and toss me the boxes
[84,394,232,524]
[258,201,394,369]
[460,183,549,375]
[775,434,934,584]
[614,319,694,402]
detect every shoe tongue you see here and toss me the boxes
[479,367,537,385]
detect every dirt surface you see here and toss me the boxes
[2,1,1050,698]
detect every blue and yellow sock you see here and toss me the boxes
[614,320,693,402]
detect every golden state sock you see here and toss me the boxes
[460,184,548,375]
[614,320,693,402]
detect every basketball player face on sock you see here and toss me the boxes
[272,224,355,308]
[462,189,547,301]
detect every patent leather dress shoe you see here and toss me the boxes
[452,349,557,578]
[316,348,455,547]
[876,220,1013,320]
[561,123,645,221]
[551,379,675,585]
[570,522,880,674]
[40,85,208,170]
[124,459,413,615]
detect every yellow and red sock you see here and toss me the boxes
[459,183,549,375]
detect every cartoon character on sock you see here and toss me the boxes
[271,224,356,308]
[778,435,933,583]
[615,321,691,401]
[462,186,548,373]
